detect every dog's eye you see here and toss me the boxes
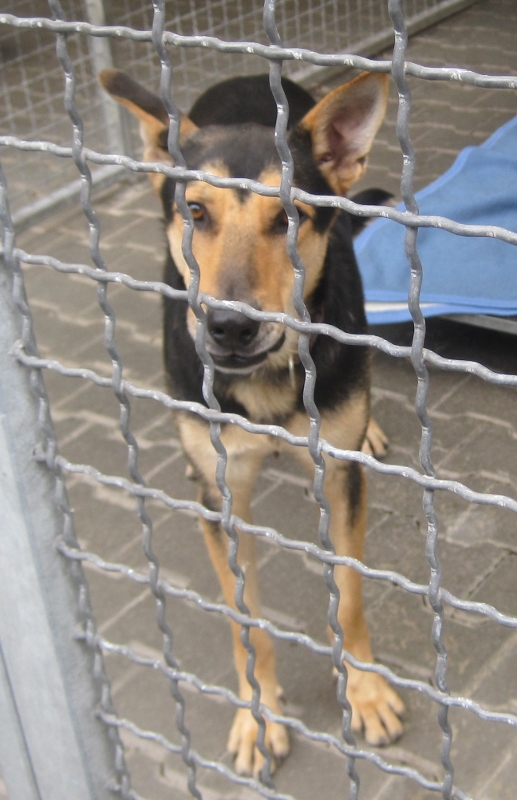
[187,202,208,225]
[273,210,289,234]
[272,208,309,235]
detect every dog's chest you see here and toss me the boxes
[226,374,298,424]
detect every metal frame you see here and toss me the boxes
[290,0,480,87]
[0,252,127,799]
[444,313,517,336]
[0,0,480,231]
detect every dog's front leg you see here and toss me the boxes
[181,418,289,776]
[200,504,289,775]
[324,460,405,745]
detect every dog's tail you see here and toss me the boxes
[349,188,394,237]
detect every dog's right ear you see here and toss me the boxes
[98,69,198,193]
[299,72,389,196]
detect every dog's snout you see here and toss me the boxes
[207,308,260,350]
[207,308,260,349]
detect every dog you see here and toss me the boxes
[100,68,404,777]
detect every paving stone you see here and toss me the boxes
[68,480,148,556]
[446,705,517,798]
[476,744,517,800]
[56,420,135,477]
[273,732,390,800]
[121,743,193,800]
[434,423,517,495]
[470,629,517,709]
[442,495,517,550]
[25,302,110,364]
[252,476,322,546]
[370,776,437,800]
[256,547,330,642]
[21,265,102,317]
[431,375,517,428]
[468,553,517,621]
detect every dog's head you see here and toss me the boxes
[99,70,388,376]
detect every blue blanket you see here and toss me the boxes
[354,115,517,325]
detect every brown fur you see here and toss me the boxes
[100,68,403,778]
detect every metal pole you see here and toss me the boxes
[84,0,130,156]
[0,258,121,800]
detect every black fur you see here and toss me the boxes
[348,188,393,237]
[189,74,315,129]
[182,124,281,183]
[304,211,369,414]
[162,75,372,421]
[347,460,364,526]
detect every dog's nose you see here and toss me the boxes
[206,308,260,350]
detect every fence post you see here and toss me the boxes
[84,0,130,156]
[0,258,122,799]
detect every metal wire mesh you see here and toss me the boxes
[1,1,517,799]
[1,0,476,224]
[0,0,117,223]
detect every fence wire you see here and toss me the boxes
[0,0,479,224]
[1,2,517,800]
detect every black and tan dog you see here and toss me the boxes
[100,68,404,776]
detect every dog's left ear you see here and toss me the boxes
[98,69,198,193]
[299,72,389,195]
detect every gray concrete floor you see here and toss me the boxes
[7,0,517,798]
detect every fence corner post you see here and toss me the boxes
[0,257,125,800]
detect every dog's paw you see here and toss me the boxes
[347,671,405,746]
[228,707,290,778]
[362,418,389,460]
[185,462,198,480]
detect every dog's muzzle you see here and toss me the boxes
[205,308,284,374]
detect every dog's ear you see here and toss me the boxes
[299,72,389,195]
[98,69,198,192]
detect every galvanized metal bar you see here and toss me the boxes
[2,13,515,91]
[4,134,517,248]
[263,3,361,797]
[291,0,480,87]
[0,258,119,800]
[4,243,517,388]
[83,0,129,156]
[443,313,517,335]
[0,53,130,792]
[0,0,486,231]
[151,0,276,786]
[0,641,40,800]
[54,543,517,724]
[388,1,455,797]
[11,343,517,515]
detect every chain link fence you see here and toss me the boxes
[1,1,517,799]
[1,0,475,226]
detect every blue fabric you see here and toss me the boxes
[354,115,517,325]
